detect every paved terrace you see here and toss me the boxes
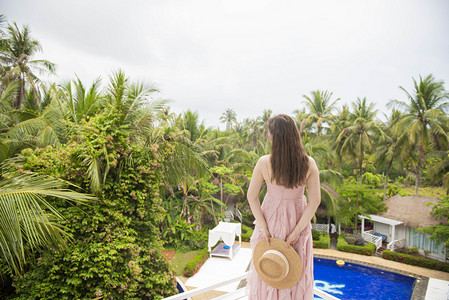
[177,242,449,300]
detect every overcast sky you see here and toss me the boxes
[3,0,449,128]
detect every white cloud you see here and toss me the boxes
[3,0,449,128]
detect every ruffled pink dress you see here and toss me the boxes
[246,173,314,299]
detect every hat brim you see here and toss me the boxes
[253,238,302,289]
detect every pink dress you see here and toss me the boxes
[246,173,314,299]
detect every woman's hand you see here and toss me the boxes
[285,230,300,248]
[259,227,271,245]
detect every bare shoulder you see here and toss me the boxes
[307,156,318,169]
[259,154,270,162]
[307,156,319,178]
[254,155,268,170]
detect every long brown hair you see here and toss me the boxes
[267,114,309,188]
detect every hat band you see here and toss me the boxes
[261,250,289,279]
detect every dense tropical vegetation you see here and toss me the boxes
[1,15,449,298]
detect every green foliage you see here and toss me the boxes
[183,250,209,277]
[382,250,449,272]
[417,196,449,249]
[241,210,255,227]
[337,236,376,256]
[0,172,94,276]
[385,183,412,198]
[241,224,254,242]
[313,234,330,249]
[407,246,419,255]
[362,172,384,188]
[311,229,321,241]
[161,212,207,251]
[336,181,386,230]
[9,108,177,299]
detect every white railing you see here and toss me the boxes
[362,231,382,250]
[163,272,340,300]
[235,208,242,223]
[387,239,405,251]
[312,223,330,234]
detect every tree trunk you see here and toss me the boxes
[14,79,25,109]
[383,158,393,200]
[359,157,363,185]
[415,146,423,195]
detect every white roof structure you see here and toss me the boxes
[360,214,403,226]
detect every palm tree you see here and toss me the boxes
[220,108,237,131]
[388,74,449,194]
[298,90,340,136]
[5,84,66,155]
[58,76,103,124]
[0,22,55,108]
[0,172,94,275]
[0,14,7,36]
[376,110,411,199]
[259,109,273,124]
[0,81,18,163]
[330,104,351,173]
[337,98,383,183]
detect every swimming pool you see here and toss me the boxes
[314,257,416,300]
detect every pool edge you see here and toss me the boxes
[314,254,427,300]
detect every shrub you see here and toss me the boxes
[382,250,449,272]
[337,236,376,256]
[10,109,177,299]
[344,236,357,245]
[241,224,254,242]
[313,234,330,249]
[161,213,207,251]
[344,234,366,246]
[407,246,419,255]
[241,210,255,227]
[311,229,321,241]
[183,250,209,277]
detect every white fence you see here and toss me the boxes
[312,223,330,234]
[387,239,406,251]
[362,231,382,250]
[162,272,340,300]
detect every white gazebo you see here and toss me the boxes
[359,214,405,251]
[208,221,241,259]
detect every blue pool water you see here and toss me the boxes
[314,258,415,300]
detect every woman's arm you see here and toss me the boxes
[286,156,321,247]
[247,157,271,244]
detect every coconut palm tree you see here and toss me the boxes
[331,105,351,172]
[58,76,103,124]
[0,22,55,109]
[0,172,94,275]
[376,109,412,199]
[259,109,273,125]
[427,149,449,195]
[5,84,66,155]
[220,108,237,131]
[0,81,18,163]
[0,14,7,38]
[337,98,383,183]
[298,90,340,136]
[388,74,449,194]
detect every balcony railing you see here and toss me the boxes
[362,231,382,250]
[387,239,405,251]
[162,272,340,300]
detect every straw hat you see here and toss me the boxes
[253,238,302,289]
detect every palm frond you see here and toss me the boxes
[0,173,94,275]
